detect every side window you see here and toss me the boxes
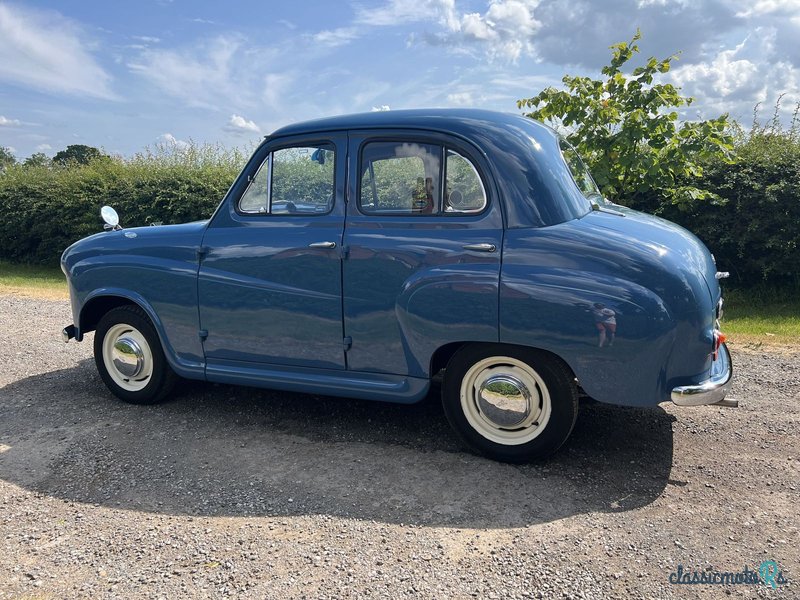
[239,155,270,213]
[359,142,441,214]
[445,150,486,213]
[238,144,335,215]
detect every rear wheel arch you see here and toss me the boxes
[441,341,579,462]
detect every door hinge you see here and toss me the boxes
[196,246,209,261]
[343,336,352,351]
[340,244,350,259]
[199,329,208,341]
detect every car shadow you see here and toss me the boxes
[0,359,675,528]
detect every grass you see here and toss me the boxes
[0,261,796,347]
[0,260,67,299]
[722,287,800,347]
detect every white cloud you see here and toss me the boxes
[456,1,541,61]
[35,143,52,152]
[359,0,541,62]
[669,29,800,121]
[0,4,114,99]
[129,35,248,109]
[157,133,190,150]
[446,91,474,105]
[225,114,261,134]
[356,0,459,29]
[312,27,359,47]
[263,73,293,110]
[0,115,21,127]
[132,35,161,44]
[736,0,800,17]
[371,105,391,111]
[129,35,286,111]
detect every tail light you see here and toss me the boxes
[712,330,726,360]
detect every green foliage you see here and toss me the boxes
[271,147,334,208]
[659,113,800,287]
[52,144,108,166]
[23,153,51,168]
[0,146,16,170]
[517,30,734,211]
[0,141,246,264]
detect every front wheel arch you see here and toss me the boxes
[93,304,178,404]
[79,295,139,335]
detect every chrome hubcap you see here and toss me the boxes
[102,323,154,392]
[459,356,552,445]
[477,374,531,428]
[111,337,144,378]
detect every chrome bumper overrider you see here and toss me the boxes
[62,324,76,343]
[671,343,735,407]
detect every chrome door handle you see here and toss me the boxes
[463,243,496,253]
[309,241,336,249]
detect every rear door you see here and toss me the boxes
[342,131,503,377]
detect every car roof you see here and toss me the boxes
[268,108,557,140]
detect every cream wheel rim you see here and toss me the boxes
[459,356,552,445]
[102,323,154,392]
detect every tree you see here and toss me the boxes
[517,30,734,212]
[0,146,16,171]
[23,152,51,168]
[52,144,106,166]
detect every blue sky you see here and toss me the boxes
[1,0,799,158]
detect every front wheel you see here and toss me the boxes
[93,305,177,405]
[442,345,578,462]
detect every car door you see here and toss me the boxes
[342,132,503,378]
[198,133,347,369]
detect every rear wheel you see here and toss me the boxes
[93,305,177,405]
[442,344,578,462]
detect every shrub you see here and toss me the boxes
[0,142,246,265]
[660,116,800,287]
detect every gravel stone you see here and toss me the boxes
[0,294,798,598]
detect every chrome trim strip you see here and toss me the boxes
[671,343,733,406]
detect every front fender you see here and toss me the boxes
[75,288,204,379]
[61,223,207,379]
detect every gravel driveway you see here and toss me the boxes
[1,294,798,599]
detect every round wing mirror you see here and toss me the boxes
[100,205,119,228]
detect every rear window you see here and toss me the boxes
[558,138,601,200]
[359,141,487,216]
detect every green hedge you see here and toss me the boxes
[657,131,800,287]
[0,145,244,264]
[1,135,798,288]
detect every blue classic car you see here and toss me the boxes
[61,109,733,462]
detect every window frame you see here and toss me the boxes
[235,141,337,217]
[356,138,490,218]
[443,148,488,215]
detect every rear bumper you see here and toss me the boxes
[671,343,734,407]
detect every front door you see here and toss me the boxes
[198,134,347,369]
